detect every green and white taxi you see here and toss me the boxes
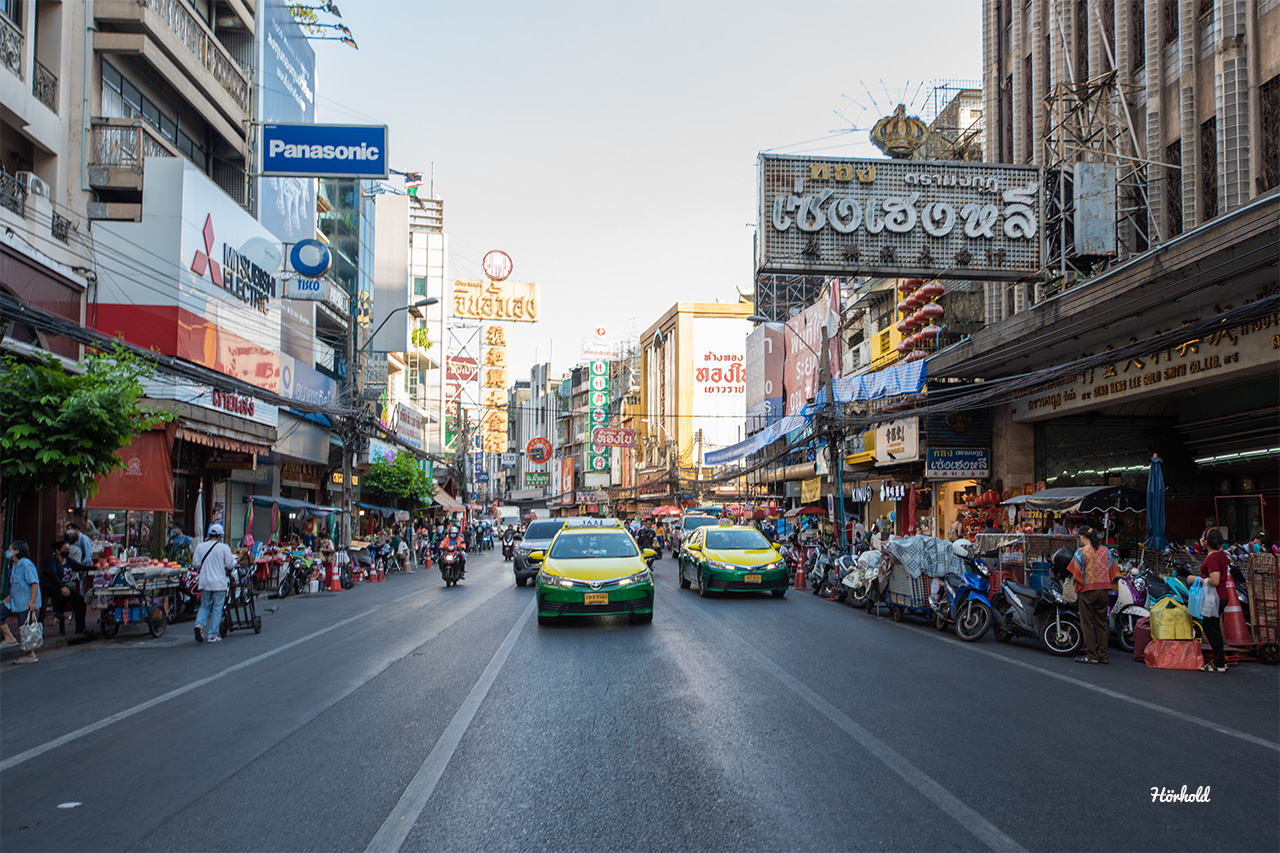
[678,521,788,597]
[531,518,655,626]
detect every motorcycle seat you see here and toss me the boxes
[1002,580,1037,599]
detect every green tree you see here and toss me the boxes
[363,452,437,505]
[0,347,174,505]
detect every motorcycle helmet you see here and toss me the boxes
[451,526,460,535]
[1051,546,1075,579]
[951,538,975,559]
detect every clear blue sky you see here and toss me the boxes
[315,0,982,377]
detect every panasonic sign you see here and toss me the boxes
[261,123,389,178]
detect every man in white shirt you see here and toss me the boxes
[191,523,235,644]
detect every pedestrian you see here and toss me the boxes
[40,540,91,635]
[192,523,235,644]
[1,540,42,663]
[1198,527,1230,672]
[870,523,883,551]
[65,521,95,566]
[1067,525,1119,664]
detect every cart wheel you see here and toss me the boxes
[1260,643,1279,666]
[147,605,168,639]
[219,610,230,638]
[253,615,263,634]
[890,605,903,622]
[100,612,120,640]
[932,606,949,631]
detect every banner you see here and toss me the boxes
[801,477,822,503]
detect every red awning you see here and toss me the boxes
[88,427,175,512]
[434,492,464,511]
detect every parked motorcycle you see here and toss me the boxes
[840,550,881,608]
[806,545,829,595]
[439,545,465,587]
[1108,567,1149,652]
[992,547,1082,655]
[930,540,995,642]
[277,553,318,598]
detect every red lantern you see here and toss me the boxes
[896,340,909,354]
[896,319,911,334]
[921,281,945,300]
[899,278,923,294]
[896,299,911,314]
[920,302,944,321]
[920,324,942,341]
[909,309,925,328]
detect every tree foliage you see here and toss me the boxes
[0,347,173,502]
[363,452,437,504]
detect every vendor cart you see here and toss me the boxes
[1246,553,1278,665]
[92,566,182,639]
[214,563,262,638]
[872,536,969,623]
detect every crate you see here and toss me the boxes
[887,565,931,608]
[1248,554,1278,645]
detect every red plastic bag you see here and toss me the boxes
[1133,616,1152,662]
[1143,639,1204,670]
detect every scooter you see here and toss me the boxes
[930,541,995,642]
[481,529,495,552]
[840,550,881,608]
[807,546,830,595]
[278,553,318,598]
[992,547,1083,655]
[1108,568,1149,652]
[501,532,517,562]
[439,546,465,587]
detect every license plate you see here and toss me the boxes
[744,574,762,583]
[583,592,609,605]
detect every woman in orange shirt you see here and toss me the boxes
[1068,526,1120,664]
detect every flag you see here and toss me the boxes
[194,486,205,537]
[271,500,280,543]
[404,171,423,198]
[245,501,255,547]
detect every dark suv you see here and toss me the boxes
[513,519,566,586]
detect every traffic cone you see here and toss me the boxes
[377,565,386,582]
[794,566,807,591]
[327,562,342,592]
[1222,578,1252,646]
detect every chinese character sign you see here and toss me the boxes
[452,279,541,322]
[757,154,1042,280]
[587,360,611,473]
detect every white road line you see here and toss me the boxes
[885,617,1280,752]
[1,578,497,773]
[365,597,535,853]
[674,595,1024,853]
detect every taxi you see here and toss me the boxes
[531,518,655,625]
[678,520,788,598]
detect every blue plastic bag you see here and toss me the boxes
[1186,576,1204,621]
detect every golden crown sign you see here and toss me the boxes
[869,104,928,159]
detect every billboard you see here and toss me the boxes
[452,279,540,322]
[925,448,990,479]
[258,0,316,244]
[262,123,390,179]
[783,287,841,416]
[93,159,283,393]
[586,360,610,473]
[874,418,920,464]
[757,154,1043,280]
[745,323,784,434]
[691,316,751,465]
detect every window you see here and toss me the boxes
[1162,0,1178,47]
[1200,117,1217,221]
[1131,0,1145,69]
[412,276,426,297]
[1,0,22,26]
[1262,75,1280,193]
[1165,140,1183,237]
[1101,0,1115,71]
[160,114,177,143]
[102,61,207,169]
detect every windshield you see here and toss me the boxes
[523,520,565,541]
[547,533,639,560]
[705,529,771,550]
[682,516,720,532]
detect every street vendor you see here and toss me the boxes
[40,540,91,635]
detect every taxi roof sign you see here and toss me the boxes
[562,518,624,529]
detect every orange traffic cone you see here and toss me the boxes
[1222,578,1252,646]
[794,567,807,590]
[327,562,342,592]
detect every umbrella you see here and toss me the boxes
[692,506,722,515]
[785,506,827,518]
[651,505,681,517]
[193,486,205,536]
[1145,454,1169,549]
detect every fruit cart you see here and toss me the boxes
[92,563,183,639]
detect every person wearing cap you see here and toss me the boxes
[191,523,236,643]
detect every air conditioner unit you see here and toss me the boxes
[15,172,49,200]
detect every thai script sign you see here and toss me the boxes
[758,154,1043,280]
[925,448,991,479]
[395,403,424,450]
[586,360,611,472]
[591,428,636,448]
[526,471,550,487]
[452,279,540,323]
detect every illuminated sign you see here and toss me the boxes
[452,279,540,323]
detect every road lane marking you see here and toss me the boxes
[366,597,535,853]
[884,618,1280,752]
[0,577,507,773]
[674,594,1024,853]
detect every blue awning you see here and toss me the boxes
[243,496,342,517]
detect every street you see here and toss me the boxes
[2,549,1277,853]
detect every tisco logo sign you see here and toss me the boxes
[284,278,329,300]
[211,390,255,416]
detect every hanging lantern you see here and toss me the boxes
[898,278,923,294]
[921,281,946,301]
[920,302,944,321]
[896,298,911,314]
[910,309,927,328]
[919,324,942,342]
[897,340,910,354]
[896,319,911,334]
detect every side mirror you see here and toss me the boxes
[772,543,781,551]
[528,551,545,562]
[643,548,656,559]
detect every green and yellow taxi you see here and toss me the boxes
[678,521,788,598]
[531,518,655,626]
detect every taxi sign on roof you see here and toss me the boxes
[562,518,624,529]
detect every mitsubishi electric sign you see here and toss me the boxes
[262,123,389,178]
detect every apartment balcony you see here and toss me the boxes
[88,117,180,192]
[94,0,252,145]
[1,13,20,81]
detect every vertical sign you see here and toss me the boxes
[587,360,611,473]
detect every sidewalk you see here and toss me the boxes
[1,605,105,663]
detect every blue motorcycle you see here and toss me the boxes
[929,542,995,642]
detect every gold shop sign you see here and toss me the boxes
[452,279,541,323]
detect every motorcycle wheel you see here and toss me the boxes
[516,577,527,587]
[1117,614,1136,653]
[1042,618,1082,656]
[847,586,868,608]
[932,605,949,631]
[993,609,1015,642]
[278,577,292,599]
[954,600,991,642]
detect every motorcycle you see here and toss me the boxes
[930,541,995,642]
[805,544,828,595]
[1108,567,1149,652]
[277,553,319,598]
[501,532,517,561]
[481,529,495,552]
[840,550,881,608]
[439,546,465,587]
[992,547,1083,655]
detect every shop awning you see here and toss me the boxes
[434,492,464,511]
[177,423,273,456]
[1002,486,1145,514]
[354,502,399,518]
[88,427,175,512]
[245,495,341,517]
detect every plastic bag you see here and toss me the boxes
[1186,577,1204,621]
[1143,639,1204,670]
[19,612,43,651]
[1201,582,1220,618]
[1150,598,1193,640]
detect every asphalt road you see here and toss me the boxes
[2,549,1277,852]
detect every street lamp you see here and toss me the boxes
[295,1,343,17]
[358,298,437,355]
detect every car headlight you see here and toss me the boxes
[515,546,530,556]
[617,570,651,586]
[538,571,572,588]
[708,561,738,572]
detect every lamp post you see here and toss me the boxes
[343,298,437,543]
[747,314,846,552]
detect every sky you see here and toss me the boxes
[313,0,982,379]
